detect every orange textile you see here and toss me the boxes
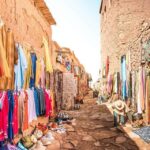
[0,25,17,90]
[6,29,18,90]
[0,25,9,89]
[23,91,29,131]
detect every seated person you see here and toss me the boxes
[111,99,129,127]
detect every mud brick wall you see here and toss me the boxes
[0,0,52,54]
[100,0,150,73]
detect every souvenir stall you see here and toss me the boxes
[0,21,59,148]
[54,70,63,111]
[73,66,83,102]
[62,72,77,110]
[54,49,78,111]
[108,46,150,127]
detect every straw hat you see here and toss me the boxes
[115,100,125,111]
[34,129,43,140]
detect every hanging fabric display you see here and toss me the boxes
[43,37,53,73]
[13,93,19,135]
[7,90,14,142]
[131,71,136,107]
[121,55,127,100]
[0,25,13,90]
[113,72,120,94]
[15,44,27,90]
[0,20,54,146]
[29,53,37,88]
[0,91,9,141]
[146,68,150,123]
[62,73,77,110]
[105,56,109,77]
[54,71,63,111]
[137,68,143,114]
[128,72,132,99]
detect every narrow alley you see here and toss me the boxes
[46,91,139,150]
[0,0,150,150]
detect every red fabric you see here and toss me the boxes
[13,94,18,135]
[0,67,4,77]
[44,90,52,117]
[106,56,109,77]
[0,92,9,141]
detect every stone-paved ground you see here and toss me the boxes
[47,92,139,150]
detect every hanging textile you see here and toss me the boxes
[44,90,52,117]
[74,66,79,76]
[7,91,14,142]
[128,72,132,99]
[65,59,71,71]
[146,68,150,123]
[131,71,136,107]
[105,56,109,77]
[46,72,50,89]
[102,66,106,78]
[35,59,42,87]
[18,91,25,133]
[141,66,146,111]
[62,73,77,110]
[15,44,27,90]
[0,92,9,141]
[50,73,54,91]
[13,93,18,135]
[6,29,18,90]
[43,37,53,73]
[0,24,11,90]
[54,71,63,111]
[23,47,32,89]
[23,91,29,131]
[137,68,142,114]
[29,53,37,88]
[36,88,46,116]
[27,89,37,123]
[121,55,127,100]
[34,88,40,116]
[113,72,120,94]
[50,90,55,116]
[40,59,46,88]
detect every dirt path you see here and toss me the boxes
[47,92,139,150]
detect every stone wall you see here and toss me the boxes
[0,0,52,55]
[100,0,150,74]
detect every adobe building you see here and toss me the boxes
[100,0,150,74]
[0,0,56,55]
[0,0,56,134]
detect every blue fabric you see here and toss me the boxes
[7,91,14,142]
[17,142,28,150]
[34,89,40,116]
[29,53,37,88]
[15,44,27,90]
[113,111,124,127]
[0,141,8,150]
[65,61,71,71]
[121,56,127,100]
[36,88,45,116]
